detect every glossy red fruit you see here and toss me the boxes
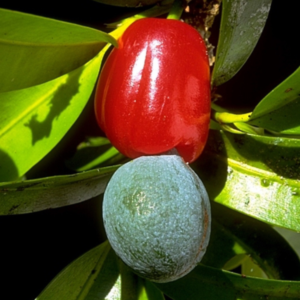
[95,18,210,163]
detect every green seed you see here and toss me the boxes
[103,155,211,283]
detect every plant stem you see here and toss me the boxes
[167,0,185,20]
[108,1,174,40]
[211,102,252,124]
[214,111,252,124]
[211,102,227,112]
[109,18,137,40]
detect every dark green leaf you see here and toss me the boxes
[250,67,300,134]
[203,203,300,280]
[0,165,119,215]
[194,130,300,231]
[0,50,107,181]
[65,137,126,172]
[119,262,140,300]
[36,241,119,300]
[36,240,164,300]
[157,264,300,300]
[0,8,117,92]
[212,0,272,86]
[275,227,300,258]
[92,0,160,7]
[107,259,165,300]
[209,119,222,130]
[142,280,165,300]
[202,209,248,270]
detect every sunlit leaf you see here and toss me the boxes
[156,264,300,300]
[194,130,300,231]
[241,256,268,279]
[0,49,107,182]
[203,203,300,280]
[234,122,265,135]
[0,165,119,215]
[0,8,117,92]
[250,66,300,134]
[223,254,248,271]
[212,0,272,86]
[221,124,244,134]
[65,137,126,172]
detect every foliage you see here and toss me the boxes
[0,0,300,299]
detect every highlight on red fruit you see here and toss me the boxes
[94,18,211,163]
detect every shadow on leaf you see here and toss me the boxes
[192,130,229,201]
[25,68,83,145]
[225,132,300,180]
[0,149,19,182]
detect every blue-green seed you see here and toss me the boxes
[103,155,211,283]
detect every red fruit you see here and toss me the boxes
[94,18,210,163]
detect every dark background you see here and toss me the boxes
[1,1,300,299]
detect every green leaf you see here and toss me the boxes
[194,130,300,231]
[249,67,300,134]
[156,264,300,300]
[241,256,268,279]
[92,0,160,7]
[0,49,106,182]
[221,124,245,134]
[117,261,165,300]
[223,254,249,271]
[36,241,119,300]
[65,137,126,172]
[0,165,119,215]
[0,8,117,92]
[275,227,300,258]
[36,241,164,300]
[118,261,139,300]
[212,0,272,86]
[234,122,265,135]
[203,203,300,280]
[209,119,222,130]
[202,210,248,271]
[141,280,165,300]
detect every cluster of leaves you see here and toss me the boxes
[1,0,300,299]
